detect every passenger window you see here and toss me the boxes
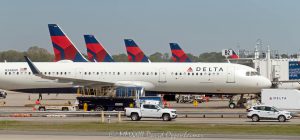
[270,107,276,112]
[261,106,266,110]
[143,105,150,109]
[265,107,271,111]
[150,105,157,109]
[256,106,265,110]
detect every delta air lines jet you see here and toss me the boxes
[0,56,271,94]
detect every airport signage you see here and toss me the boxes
[289,61,300,80]
[222,49,233,57]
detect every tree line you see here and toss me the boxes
[0,46,226,62]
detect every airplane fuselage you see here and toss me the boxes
[0,62,271,94]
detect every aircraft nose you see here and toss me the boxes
[259,77,272,88]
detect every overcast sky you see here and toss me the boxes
[1,0,300,55]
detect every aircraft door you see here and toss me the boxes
[158,68,167,83]
[226,66,235,83]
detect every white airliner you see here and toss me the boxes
[0,57,271,94]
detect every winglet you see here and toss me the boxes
[24,56,41,75]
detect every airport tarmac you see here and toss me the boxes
[1,91,300,139]
[0,116,299,124]
[0,91,245,112]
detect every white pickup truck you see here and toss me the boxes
[125,104,177,121]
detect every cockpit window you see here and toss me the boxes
[246,71,259,76]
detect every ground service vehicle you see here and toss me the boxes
[247,105,292,122]
[77,96,135,111]
[261,89,300,110]
[125,104,177,121]
[38,105,77,111]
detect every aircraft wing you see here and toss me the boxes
[24,56,113,87]
[24,56,155,89]
[41,74,112,87]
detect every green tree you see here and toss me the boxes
[25,46,53,62]
[186,53,198,62]
[149,52,164,62]
[112,53,128,62]
[198,52,225,62]
[0,50,24,62]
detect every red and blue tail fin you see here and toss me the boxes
[170,43,191,62]
[84,35,114,62]
[229,49,239,59]
[48,24,88,62]
[124,39,150,62]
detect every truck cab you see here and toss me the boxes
[125,104,177,121]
